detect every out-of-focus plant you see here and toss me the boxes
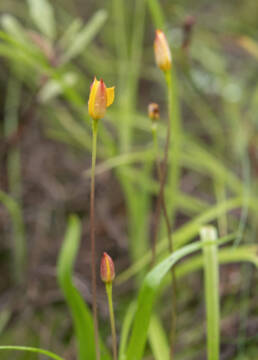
[0,0,258,359]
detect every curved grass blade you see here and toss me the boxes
[125,241,203,360]
[57,216,111,360]
[176,245,258,280]
[0,346,64,360]
[61,10,108,63]
[116,198,249,284]
[57,215,96,360]
[27,0,56,40]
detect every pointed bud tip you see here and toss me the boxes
[100,252,115,283]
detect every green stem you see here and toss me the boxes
[0,346,64,360]
[201,226,220,360]
[164,69,178,359]
[105,282,117,360]
[90,119,100,360]
[165,69,181,228]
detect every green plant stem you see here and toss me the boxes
[90,119,100,360]
[150,70,177,357]
[164,68,178,359]
[201,226,220,360]
[105,282,117,360]
[0,346,64,360]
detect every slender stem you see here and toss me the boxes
[165,68,181,228]
[150,70,178,359]
[151,126,173,255]
[90,119,100,360]
[105,282,117,360]
[164,69,178,359]
[152,127,177,359]
[152,125,173,247]
[201,226,220,360]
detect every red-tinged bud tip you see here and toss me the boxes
[100,252,115,283]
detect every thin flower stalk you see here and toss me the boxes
[106,283,117,360]
[100,253,117,360]
[90,118,100,360]
[164,69,178,359]
[153,29,178,359]
[88,78,115,360]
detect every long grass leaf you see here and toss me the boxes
[61,10,108,63]
[57,215,111,360]
[27,0,56,39]
[125,241,203,360]
[118,302,137,360]
[0,346,64,360]
[148,315,170,360]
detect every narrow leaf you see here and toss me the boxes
[148,315,170,360]
[0,346,64,360]
[27,0,56,39]
[57,215,111,360]
[61,10,108,63]
[125,241,202,360]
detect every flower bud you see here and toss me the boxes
[100,252,115,283]
[148,102,160,121]
[154,30,172,72]
[88,77,115,120]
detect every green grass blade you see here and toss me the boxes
[61,10,108,63]
[0,346,64,360]
[146,0,166,29]
[201,226,220,360]
[57,215,111,360]
[27,0,56,39]
[125,241,203,360]
[176,244,258,279]
[116,197,252,284]
[118,301,137,360]
[148,315,170,360]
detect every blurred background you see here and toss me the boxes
[0,0,258,359]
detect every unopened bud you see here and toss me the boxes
[88,77,115,120]
[154,29,172,72]
[100,252,115,283]
[148,103,160,121]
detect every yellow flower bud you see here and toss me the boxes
[148,102,160,121]
[88,77,115,120]
[100,252,115,283]
[154,29,172,72]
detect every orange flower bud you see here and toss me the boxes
[154,30,172,71]
[88,77,115,120]
[100,252,115,283]
[148,102,160,121]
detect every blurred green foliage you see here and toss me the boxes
[0,0,258,359]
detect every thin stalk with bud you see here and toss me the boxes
[153,29,177,359]
[88,78,115,360]
[100,252,117,360]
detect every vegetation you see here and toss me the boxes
[0,0,258,359]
